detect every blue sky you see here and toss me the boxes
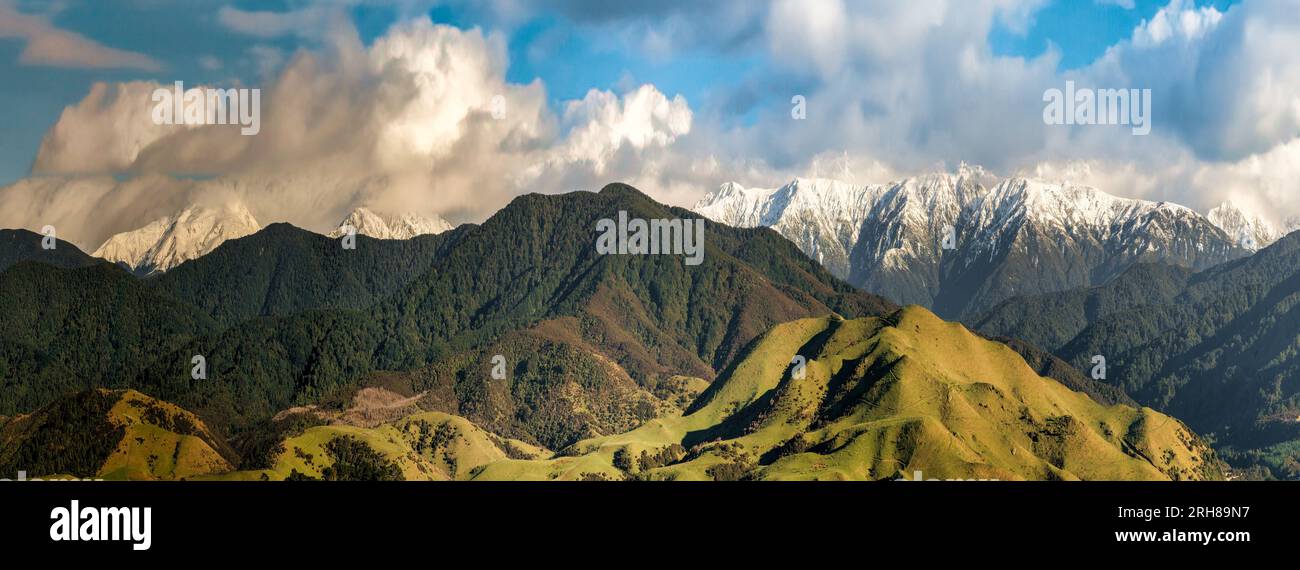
[991,0,1239,69]
[0,0,1237,186]
[5,0,1299,247]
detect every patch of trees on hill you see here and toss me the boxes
[319,435,404,481]
[0,390,125,478]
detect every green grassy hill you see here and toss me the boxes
[467,307,1221,481]
[216,411,547,481]
[196,381,552,481]
[252,306,1217,481]
[0,389,234,480]
[986,335,1137,407]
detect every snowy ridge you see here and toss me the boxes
[696,178,881,276]
[92,203,454,275]
[1206,202,1281,251]
[694,167,1250,318]
[327,207,452,240]
[93,204,261,275]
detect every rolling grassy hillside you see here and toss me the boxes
[0,389,234,480]
[986,336,1137,407]
[466,306,1220,481]
[14,307,1220,482]
[232,306,1215,481]
[216,412,548,481]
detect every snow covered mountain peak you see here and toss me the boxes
[705,181,755,203]
[986,177,1195,232]
[1206,201,1279,250]
[90,203,455,275]
[93,203,261,275]
[695,169,1248,318]
[327,207,452,240]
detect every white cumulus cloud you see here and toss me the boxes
[0,16,698,251]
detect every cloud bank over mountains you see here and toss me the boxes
[1,16,697,249]
[1,0,1298,252]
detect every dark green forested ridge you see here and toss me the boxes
[319,435,405,481]
[1,184,895,451]
[397,323,677,449]
[0,262,217,415]
[975,230,1300,476]
[151,223,472,326]
[972,262,1194,353]
[0,229,100,272]
[372,184,892,371]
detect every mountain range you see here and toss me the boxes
[223,307,1220,481]
[327,206,453,240]
[0,183,1221,480]
[694,167,1265,319]
[93,203,262,276]
[93,204,452,275]
[0,185,890,444]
